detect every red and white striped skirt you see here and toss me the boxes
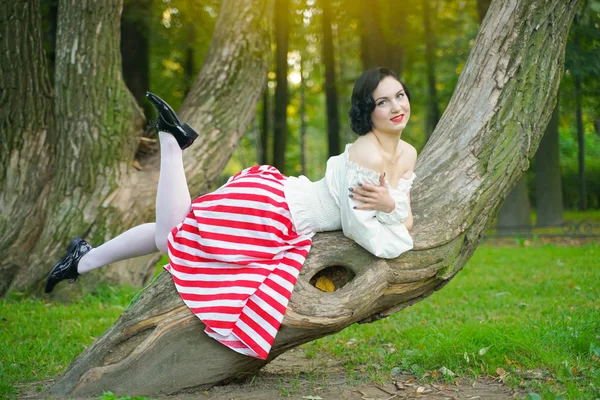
[165,165,313,359]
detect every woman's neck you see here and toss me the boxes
[371,129,402,159]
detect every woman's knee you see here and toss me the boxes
[155,234,169,254]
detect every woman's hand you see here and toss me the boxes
[348,173,395,213]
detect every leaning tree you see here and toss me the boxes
[1,0,579,396]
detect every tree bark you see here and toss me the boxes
[321,0,340,157]
[0,0,55,295]
[273,0,289,173]
[535,101,563,227]
[3,0,274,294]
[48,0,579,396]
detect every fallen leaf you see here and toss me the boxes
[478,345,492,356]
[301,396,323,400]
[438,366,455,377]
[416,386,425,393]
[496,367,507,376]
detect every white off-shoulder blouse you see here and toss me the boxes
[284,143,415,259]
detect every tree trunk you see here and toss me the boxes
[383,0,406,76]
[535,101,563,227]
[490,0,530,233]
[121,0,151,108]
[273,0,289,173]
[48,0,579,396]
[321,0,340,158]
[299,55,307,175]
[259,87,270,165]
[496,177,532,232]
[9,0,146,294]
[575,71,586,210]
[0,0,56,295]
[360,0,406,74]
[359,0,387,69]
[3,0,274,295]
[423,0,440,139]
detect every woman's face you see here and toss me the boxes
[370,76,410,135]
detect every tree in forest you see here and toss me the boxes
[423,0,440,139]
[273,0,290,172]
[359,0,406,74]
[321,0,341,157]
[535,104,564,226]
[32,0,577,396]
[121,0,152,107]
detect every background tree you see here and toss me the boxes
[321,0,340,157]
[423,0,440,139]
[535,103,564,227]
[273,0,290,172]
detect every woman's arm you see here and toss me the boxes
[402,192,413,230]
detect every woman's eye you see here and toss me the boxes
[377,100,386,106]
[396,93,404,99]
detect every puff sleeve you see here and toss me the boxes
[339,167,414,259]
[375,172,416,225]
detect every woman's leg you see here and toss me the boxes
[77,223,158,274]
[154,132,192,253]
[78,133,191,273]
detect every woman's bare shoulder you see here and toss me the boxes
[348,136,384,172]
[400,140,417,165]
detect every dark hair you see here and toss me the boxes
[348,67,411,135]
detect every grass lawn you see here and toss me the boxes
[304,241,600,399]
[1,242,599,399]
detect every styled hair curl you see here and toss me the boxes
[348,67,411,135]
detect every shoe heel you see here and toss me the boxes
[66,237,81,253]
[182,124,199,140]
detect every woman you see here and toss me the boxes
[45,67,416,360]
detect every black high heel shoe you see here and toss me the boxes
[146,92,199,150]
[44,237,92,294]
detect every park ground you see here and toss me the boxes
[3,238,599,400]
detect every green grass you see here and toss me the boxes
[0,285,139,399]
[1,244,599,399]
[303,242,600,399]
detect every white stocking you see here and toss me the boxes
[77,132,192,274]
[77,223,158,274]
[154,132,192,253]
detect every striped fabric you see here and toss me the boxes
[165,165,313,359]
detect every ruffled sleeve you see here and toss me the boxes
[375,172,415,225]
[338,158,413,259]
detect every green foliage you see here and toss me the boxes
[303,243,600,399]
[148,0,220,109]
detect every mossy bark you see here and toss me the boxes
[0,1,55,295]
[48,0,579,397]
